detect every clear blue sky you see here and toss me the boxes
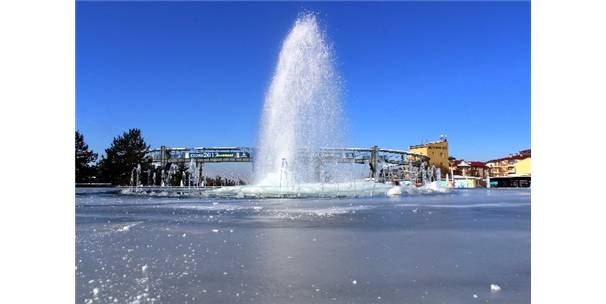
[76,1,530,161]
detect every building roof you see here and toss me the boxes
[409,137,448,149]
[451,160,487,168]
[469,161,487,168]
[486,149,531,163]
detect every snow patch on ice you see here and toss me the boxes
[490,284,501,292]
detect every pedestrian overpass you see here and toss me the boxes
[147,146,429,179]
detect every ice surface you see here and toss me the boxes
[76,188,530,304]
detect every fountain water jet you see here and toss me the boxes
[254,13,343,186]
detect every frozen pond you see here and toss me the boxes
[76,188,530,303]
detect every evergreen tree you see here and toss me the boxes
[75,131,98,183]
[98,129,150,185]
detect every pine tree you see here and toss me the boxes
[75,131,98,183]
[98,129,150,185]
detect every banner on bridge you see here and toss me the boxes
[189,152,251,159]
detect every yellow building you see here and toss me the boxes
[409,137,449,173]
[514,157,531,176]
[486,149,531,177]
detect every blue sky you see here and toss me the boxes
[76,1,530,161]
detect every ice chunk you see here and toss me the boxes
[490,284,501,292]
[386,186,402,196]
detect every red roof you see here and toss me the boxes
[451,160,487,168]
[469,161,487,168]
[486,149,531,163]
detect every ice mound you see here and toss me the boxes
[387,181,451,197]
[121,180,449,199]
[490,284,502,292]
[208,180,393,199]
[116,221,142,232]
